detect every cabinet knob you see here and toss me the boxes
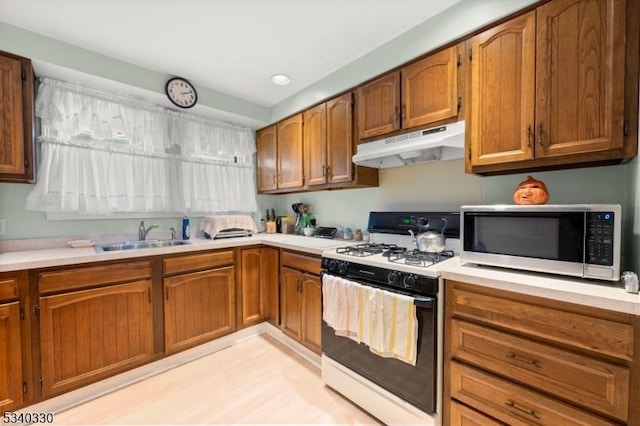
[526,125,532,147]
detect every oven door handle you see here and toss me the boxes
[414,297,434,309]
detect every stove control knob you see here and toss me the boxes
[338,261,349,274]
[328,260,338,272]
[388,271,401,284]
[403,274,417,289]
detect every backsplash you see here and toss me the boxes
[1,158,636,272]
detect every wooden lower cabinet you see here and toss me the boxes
[238,247,279,328]
[164,266,235,354]
[443,280,638,425]
[300,274,321,353]
[0,302,23,413]
[281,266,302,340]
[39,280,154,398]
[264,247,280,325]
[450,401,503,426]
[280,251,322,354]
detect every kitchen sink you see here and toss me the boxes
[94,239,192,253]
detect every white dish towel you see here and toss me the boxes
[359,286,418,366]
[322,274,361,343]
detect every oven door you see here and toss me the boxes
[321,275,436,414]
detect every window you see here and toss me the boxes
[26,78,257,217]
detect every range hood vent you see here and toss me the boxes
[352,120,465,169]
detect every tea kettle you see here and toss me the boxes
[408,218,448,253]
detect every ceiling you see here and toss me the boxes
[0,0,463,111]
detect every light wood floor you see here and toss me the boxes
[52,334,381,425]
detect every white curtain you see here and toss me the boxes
[27,78,257,216]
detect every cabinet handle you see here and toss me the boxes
[402,104,406,121]
[505,400,540,419]
[325,165,331,178]
[506,352,540,368]
[272,174,277,185]
[537,121,545,146]
[165,288,169,300]
[526,125,532,147]
[322,165,327,177]
[393,106,399,123]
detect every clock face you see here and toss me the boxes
[165,77,198,109]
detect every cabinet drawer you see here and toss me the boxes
[281,251,321,275]
[450,362,617,426]
[39,261,152,294]
[448,282,634,361]
[450,401,504,426]
[163,250,234,275]
[0,275,19,302]
[451,319,629,421]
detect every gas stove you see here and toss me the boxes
[322,211,461,279]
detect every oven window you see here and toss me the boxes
[464,212,584,262]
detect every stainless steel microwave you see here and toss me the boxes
[460,204,621,281]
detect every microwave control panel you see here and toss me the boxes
[586,212,614,265]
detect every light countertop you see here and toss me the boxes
[441,260,640,316]
[0,233,355,272]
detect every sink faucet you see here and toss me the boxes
[170,227,176,240]
[138,221,158,241]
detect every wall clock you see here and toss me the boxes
[165,77,198,109]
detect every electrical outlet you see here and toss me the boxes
[0,218,5,235]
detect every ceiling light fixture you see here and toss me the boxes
[271,74,290,85]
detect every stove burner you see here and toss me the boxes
[381,246,407,257]
[388,249,454,267]
[336,243,400,257]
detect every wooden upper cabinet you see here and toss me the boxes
[256,125,277,192]
[303,103,327,186]
[402,46,459,128]
[0,51,35,183]
[357,71,401,139]
[535,0,626,158]
[468,0,637,174]
[469,11,536,167]
[326,93,354,184]
[277,114,304,189]
[303,92,356,187]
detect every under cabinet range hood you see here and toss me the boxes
[352,120,465,168]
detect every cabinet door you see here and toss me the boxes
[0,53,35,183]
[164,266,236,354]
[264,247,280,325]
[303,103,327,186]
[39,280,154,398]
[326,93,354,184]
[280,267,301,340]
[239,248,264,327]
[535,0,626,157]
[469,12,536,166]
[357,71,401,139]
[0,302,22,413]
[300,273,322,354]
[277,114,304,189]
[402,46,459,128]
[256,125,278,192]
